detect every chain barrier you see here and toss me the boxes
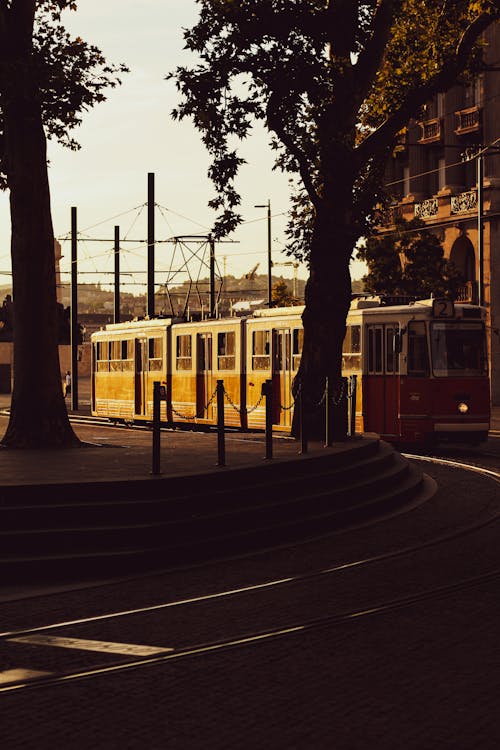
[169,385,219,421]
[167,375,351,422]
[223,387,265,416]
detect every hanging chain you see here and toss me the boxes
[169,384,218,421]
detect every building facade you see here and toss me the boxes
[379,25,500,405]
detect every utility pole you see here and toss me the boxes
[255,199,272,307]
[477,153,484,306]
[70,206,79,411]
[114,225,120,323]
[147,172,155,318]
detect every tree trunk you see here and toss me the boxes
[292,203,353,441]
[0,55,80,448]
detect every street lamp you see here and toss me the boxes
[254,199,272,307]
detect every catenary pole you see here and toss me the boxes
[70,206,79,411]
[114,225,120,323]
[147,172,155,318]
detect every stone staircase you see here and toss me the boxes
[0,437,432,582]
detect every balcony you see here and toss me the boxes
[418,117,443,144]
[455,106,481,136]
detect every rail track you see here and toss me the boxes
[1,449,498,695]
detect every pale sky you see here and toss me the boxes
[0,1,366,296]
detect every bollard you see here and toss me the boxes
[263,379,273,460]
[324,376,332,448]
[216,379,226,467]
[299,384,308,454]
[151,381,162,475]
[349,374,357,437]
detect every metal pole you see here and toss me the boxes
[147,172,155,318]
[209,235,216,318]
[151,381,161,475]
[477,155,484,306]
[216,379,226,466]
[299,384,308,454]
[349,374,357,437]
[254,200,272,308]
[264,378,273,459]
[114,225,120,324]
[70,206,79,411]
[324,376,331,447]
[267,200,272,308]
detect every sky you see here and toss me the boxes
[0,1,366,296]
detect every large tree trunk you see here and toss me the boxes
[0,42,79,448]
[292,204,354,441]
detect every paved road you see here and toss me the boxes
[0,438,499,749]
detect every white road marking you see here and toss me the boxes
[8,635,173,656]
[0,668,53,686]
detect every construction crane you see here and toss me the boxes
[271,261,299,298]
[244,262,260,280]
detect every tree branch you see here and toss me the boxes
[266,91,320,210]
[358,11,500,161]
[354,0,404,98]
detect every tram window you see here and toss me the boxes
[342,325,361,371]
[292,328,303,370]
[252,330,270,370]
[176,334,192,370]
[367,327,383,374]
[386,326,400,374]
[217,331,236,370]
[109,341,122,372]
[96,341,109,371]
[430,322,487,376]
[407,321,429,376]
[148,338,163,371]
[120,340,134,372]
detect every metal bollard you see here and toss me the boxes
[324,376,332,448]
[151,381,162,475]
[263,379,273,460]
[349,374,357,437]
[299,384,308,454]
[216,379,226,467]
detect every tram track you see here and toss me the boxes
[0,452,498,696]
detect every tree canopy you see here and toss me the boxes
[0,1,127,186]
[357,219,465,299]
[171,1,499,253]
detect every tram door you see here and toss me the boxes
[273,329,292,427]
[134,338,147,417]
[365,324,400,437]
[197,333,213,419]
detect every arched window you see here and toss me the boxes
[450,235,476,282]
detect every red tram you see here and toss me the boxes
[91,297,490,446]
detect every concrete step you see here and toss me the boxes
[0,438,432,581]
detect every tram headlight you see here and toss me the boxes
[457,402,469,414]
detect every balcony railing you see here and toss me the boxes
[418,118,443,144]
[414,198,439,219]
[451,190,478,214]
[456,281,478,304]
[455,106,481,136]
